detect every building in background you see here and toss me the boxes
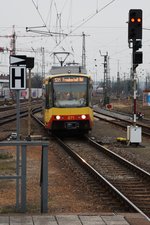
[0,74,42,100]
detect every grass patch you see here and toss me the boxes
[0,160,16,173]
[0,206,17,214]
[0,152,13,160]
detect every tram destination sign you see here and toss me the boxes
[53,76,85,83]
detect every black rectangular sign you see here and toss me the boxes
[10,55,26,66]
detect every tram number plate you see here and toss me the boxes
[67,115,75,120]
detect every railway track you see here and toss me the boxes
[55,135,150,221]
[94,107,150,137]
[1,104,150,220]
[0,100,37,111]
[0,102,42,125]
[32,110,150,221]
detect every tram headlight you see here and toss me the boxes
[81,115,86,119]
[56,115,61,120]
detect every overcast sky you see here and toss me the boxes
[0,0,150,82]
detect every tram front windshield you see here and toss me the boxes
[53,76,88,107]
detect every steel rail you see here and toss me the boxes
[94,109,150,137]
[0,106,42,125]
[87,136,150,179]
[32,110,150,221]
[55,136,150,222]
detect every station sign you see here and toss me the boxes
[9,55,34,90]
[9,66,26,90]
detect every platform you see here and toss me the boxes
[0,214,149,225]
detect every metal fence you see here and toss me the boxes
[0,140,49,213]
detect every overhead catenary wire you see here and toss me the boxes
[31,0,69,45]
[68,0,117,34]
[67,0,72,30]
[31,0,116,40]
[60,0,69,15]
[30,0,63,48]
[31,0,50,32]
[45,0,54,28]
[51,0,117,52]
[30,0,117,70]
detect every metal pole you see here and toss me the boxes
[16,90,20,209]
[99,50,109,106]
[21,145,26,212]
[132,45,137,126]
[28,69,31,139]
[41,145,48,213]
[133,76,137,125]
[82,32,86,68]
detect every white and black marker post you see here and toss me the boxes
[9,55,27,209]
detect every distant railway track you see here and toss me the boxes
[32,112,150,221]
[94,108,150,137]
[0,100,38,111]
[1,103,149,137]
[0,102,42,125]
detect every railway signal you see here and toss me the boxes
[127,9,143,145]
[132,40,143,66]
[128,9,143,67]
[133,51,143,65]
[128,9,142,41]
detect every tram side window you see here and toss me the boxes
[88,80,93,107]
[45,84,49,108]
[45,83,52,108]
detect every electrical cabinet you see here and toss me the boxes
[127,125,142,143]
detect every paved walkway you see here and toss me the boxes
[0,214,149,225]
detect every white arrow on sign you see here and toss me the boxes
[10,55,26,65]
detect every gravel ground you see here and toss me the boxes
[0,107,150,213]
[91,117,150,172]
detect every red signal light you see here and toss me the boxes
[131,18,135,22]
[137,18,141,23]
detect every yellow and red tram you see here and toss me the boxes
[43,73,93,133]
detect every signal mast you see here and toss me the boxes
[127,9,143,145]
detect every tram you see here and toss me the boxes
[43,69,93,133]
